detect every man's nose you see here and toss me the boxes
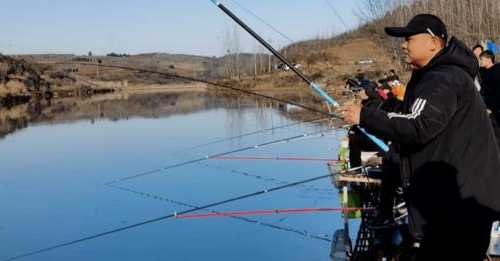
[401,41,408,49]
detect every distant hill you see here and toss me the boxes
[20,52,273,84]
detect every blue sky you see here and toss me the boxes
[0,0,363,56]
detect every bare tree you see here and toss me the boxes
[356,0,500,60]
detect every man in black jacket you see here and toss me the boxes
[341,14,500,260]
[480,50,500,110]
[479,50,500,148]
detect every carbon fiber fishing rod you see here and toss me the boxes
[106,129,334,185]
[45,62,335,151]
[211,155,338,162]
[3,167,362,261]
[46,60,386,151]
[47,61,336,152]
[208,1,389,152]
[187,117,329,150]
[44,62,333,118]
[209,0,337,107]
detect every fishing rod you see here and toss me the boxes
[44,62,334,118]
[187,117,330,150]
[46,60,386,151]
[4,167,362,261]
[46,61,337,151]
[47,60,336,152]
[106,129,334,185]
[175,207,372,219]
[208,1,389,153]
[210,0,337,107]
[109,184,333,242]
[211,155,338,162]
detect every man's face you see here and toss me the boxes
[401,33,440,69]
[480,56,494,69]
[473,47,483,58]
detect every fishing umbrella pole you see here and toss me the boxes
[209,0,389,152]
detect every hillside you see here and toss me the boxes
[220,35,403,107]
[224,0,500,104]
[21,52,269,83]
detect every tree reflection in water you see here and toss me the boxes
[0,91,325,140]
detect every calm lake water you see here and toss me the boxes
[0,92,352,261]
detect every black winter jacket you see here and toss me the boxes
[480,63,500,115]
[360,38,500,236]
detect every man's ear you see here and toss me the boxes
[430,37,442,51]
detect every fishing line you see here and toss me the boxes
[4,168,361,261]
[324,0,349,32]
[226,0,295,43]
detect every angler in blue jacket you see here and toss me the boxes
[341,14,500,260]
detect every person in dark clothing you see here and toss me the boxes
[340,14,500,260]
[473,44,486,91]
[472,44,484,60]
[348,80,386,168]
[348,127,382,168]
[479,50,500,148]
[347,78,403,168]
[480,50,500,110]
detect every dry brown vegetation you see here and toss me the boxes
[234,0,500,102]
[357,0,500,45]
[282,0,499,74]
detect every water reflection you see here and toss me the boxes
[0,90,344,261]
[0,90,328,140]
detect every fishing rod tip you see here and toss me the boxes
[210,0,221,6]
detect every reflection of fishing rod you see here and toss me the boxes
[175,207,372,219]
[208,0,389,152]
[4,167,362,261]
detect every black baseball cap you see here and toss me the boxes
[385,14,448,40]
